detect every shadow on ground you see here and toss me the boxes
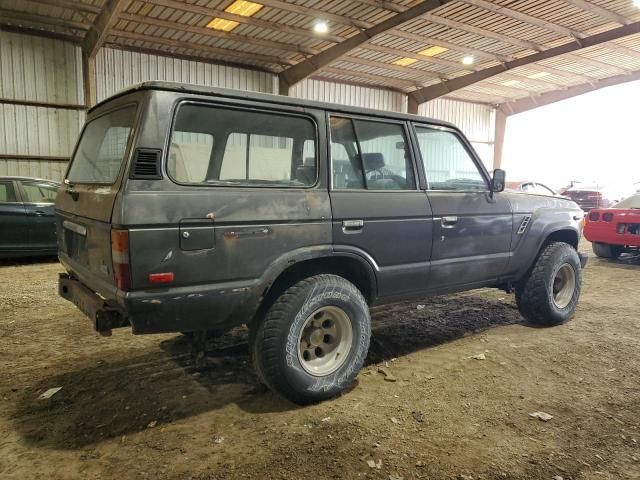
[10,293,521,450]
[0,255,58,266]
[597,251,640,267]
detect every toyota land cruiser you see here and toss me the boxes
[57,82,587,404]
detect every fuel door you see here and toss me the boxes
[179,216,215,251]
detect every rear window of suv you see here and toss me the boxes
[66,106,137,184]
[168,104,317,187]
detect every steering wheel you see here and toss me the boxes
[366,169,406,188]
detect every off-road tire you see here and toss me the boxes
[516,242,582,326]
[592,242,622,259]
[250,274,371,405]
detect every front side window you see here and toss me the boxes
[168,104,317,187]
[0,182,17,203]
[67,106,136,184]
[330,116,415,190]
[414,125,487,192]
[22,182,58,203]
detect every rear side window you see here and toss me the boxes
[330,116,415,191]
[168,132,214,183]
[414,125,487,191]
[0,182,17,203]
[67,106,137,184]
[168,104,317,187]
[21,182,58,203]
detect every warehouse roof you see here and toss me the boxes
[2,0,640,113]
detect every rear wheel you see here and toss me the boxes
[516,242,582,326]
[592,242,622,259]
[250,274,371,404]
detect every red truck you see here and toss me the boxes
[584,193,640,258]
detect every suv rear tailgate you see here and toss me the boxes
[55,104,138,299]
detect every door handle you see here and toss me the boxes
[32,210,47,216]
[441,216,458,228]
[342,219,364,234]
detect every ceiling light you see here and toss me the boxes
[419,46,449,57]
[313,20,329,34]
[207,1,262,31]
[461,55,474,65]
[206,18,240,31]
[527,71,550,79]
[393,57,418,67]
[225,0,263,16]
[501,79,521,86]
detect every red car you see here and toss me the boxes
[584,193,640,258]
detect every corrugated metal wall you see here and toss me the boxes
[290,78,407,112]
[0,31,84,181]
[419,98,496,169]
[95,47,276,101]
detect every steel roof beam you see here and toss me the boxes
[83,0,131,59]
[0,8,88,32]
[111,29,292,68]
[26,0,102,15]
[409,21,640,104]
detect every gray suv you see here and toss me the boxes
[57,82,587,404]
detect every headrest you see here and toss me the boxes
[362,153,384,171]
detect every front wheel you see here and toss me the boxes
[251,274,371,404]
[516,242,582,326]
[592,242,622,259]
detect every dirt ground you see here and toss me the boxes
[1,241,639,480]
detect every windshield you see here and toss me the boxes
[67,106,137,184]
[614,194,640,209]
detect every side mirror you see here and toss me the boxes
[491,169,506,193]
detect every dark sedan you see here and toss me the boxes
[0,176,59,258]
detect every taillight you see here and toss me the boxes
[588,211,600,221]
[111,229,130,291]
[602,212,614,222]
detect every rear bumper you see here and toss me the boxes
[584,232,640,248]
[58,273,128,335]
[58,272,260,335]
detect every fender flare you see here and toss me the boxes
[257,245,378,302]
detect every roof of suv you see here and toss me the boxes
[90,81,457,130]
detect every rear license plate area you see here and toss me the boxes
[618,223,640,235]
